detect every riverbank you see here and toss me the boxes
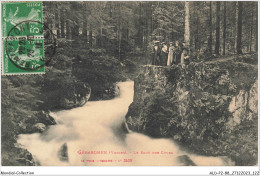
[126,54,258,166]
[17,81,134,166]
[17,81,234,166]
[1,41,142,166]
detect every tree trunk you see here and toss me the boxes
[184,2,190,47]
[100,27,103,47]
[143,3,146,48]
[118,3,122,60]
[138,2,143,48]
[195,3,199,50]
[126,24,129,42]
[74,18,80,39]
[150,3,153,41]
[109,2,112,18]
[255,4,258,52]
[171,23,174,41]
[55,9,60,38]
[65,10,70,39]
[60,9,65,38]
[237,2,243,54]
[222,1,226,55]
[249,3,253,53]
[145,2,149,50]
[208,1,212,53]
[48,1,53,30]
[234,1,238,53]
[82,6,88,43]
[215,1,220,55]
[89,25,93,48]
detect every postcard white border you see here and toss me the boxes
[0,0,259,175]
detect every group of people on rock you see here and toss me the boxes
[152,41,190,66]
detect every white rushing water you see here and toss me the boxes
[18,81,232,166]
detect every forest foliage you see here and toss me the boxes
[1,1,258,166]
[44,1,257,57]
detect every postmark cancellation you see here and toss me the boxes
[2,2,55,75]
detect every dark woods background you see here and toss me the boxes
[1,1,258,166]
[45,1,257,58]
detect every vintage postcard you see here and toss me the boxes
[1,1,259,175]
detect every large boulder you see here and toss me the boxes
[126,55,258,166]
[36,111,56,125]
[16,147,39,166]
[60,83,91,109]
[19,111,56,134]
[89,83,121,101]
[2,143,39,166]
[11,144,40,166]
[33,123,46,133]
[57,143,69,162]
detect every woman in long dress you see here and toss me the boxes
[167,42,174,66]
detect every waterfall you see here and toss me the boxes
[17,81,233,166]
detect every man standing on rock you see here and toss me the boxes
[174,41,182,65]
[152,41,161,65]
[181,41,190,66]
[160,42,168,66]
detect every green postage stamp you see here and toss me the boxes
[2,2,55,75]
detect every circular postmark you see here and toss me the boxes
[5,20,56,71]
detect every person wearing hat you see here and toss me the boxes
[181,41,190,66]
[160,42,168,66]
[152,41,161,65]
[174,41,182,65]
[167,42,175,66]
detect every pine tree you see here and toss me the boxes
[223,1,226,55]
[208,1,212,53]
[82,4,88,44]
[237,2,243,54]
[65,11,70,39]
[255,4,258,52]
[215,1,220,55]
[60,9,65,38]
[184,2,190,46]
[55,7,60,38]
